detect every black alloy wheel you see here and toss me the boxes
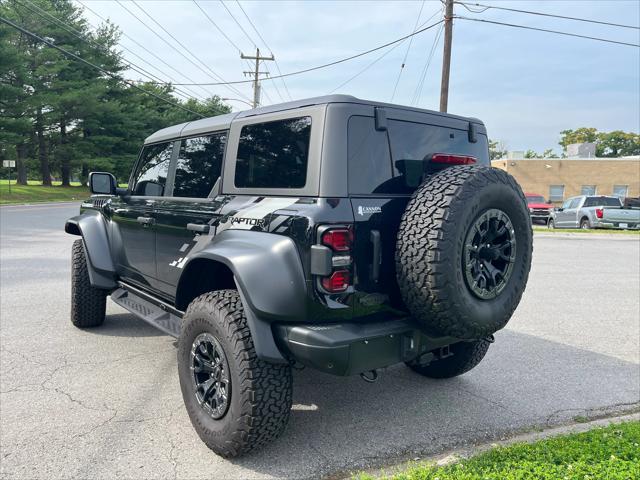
[191,333,230,420]
[463,208,516,300]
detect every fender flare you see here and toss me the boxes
[65,211,117,289]
[177,230,308,363]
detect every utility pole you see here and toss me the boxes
[241,48,275,108]
[439,0,454,113]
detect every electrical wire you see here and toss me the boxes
[235,0,293,101]
[17,0,198,102]
[219,0,257,48]
[456,16,640,48]
[79,0,214,100]
[411,22,444,106]
[128,0,253,101]
[455,2,640,30]
[0,15,205,118]
[159,19,445,86]
[390,0,426,102]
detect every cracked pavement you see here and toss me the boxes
[1,203,639,480]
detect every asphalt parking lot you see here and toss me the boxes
[1,203,639,480]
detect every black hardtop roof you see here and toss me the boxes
[144,95,484,144]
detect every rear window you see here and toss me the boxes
[235,117,311,189]
[527,195,546,204]
[347,116,489,195]
[583,196,621,207]
[173,132,226,198]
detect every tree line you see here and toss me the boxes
[0,0,230,186]
[490,128,640,160]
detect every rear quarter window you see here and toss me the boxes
[234,116,311,189]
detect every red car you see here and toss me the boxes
[525,193,554,224]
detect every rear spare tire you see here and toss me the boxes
[396,166,532,339]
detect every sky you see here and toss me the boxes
[76,0,640,154]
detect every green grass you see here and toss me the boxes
[355,421,640,480]
[0,180,89,205]
[533,226,640,235]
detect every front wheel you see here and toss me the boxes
[406,340,490,378]
[71,239,106,328]
[547,218,555,229]
[177,290,292,458]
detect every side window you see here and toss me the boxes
[347,116,393,194]
[132,142,173,196]
[561,198,573,209]
[569,198,582,209]
[173,132,227,198]
[235,116,311,189]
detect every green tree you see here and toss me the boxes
[559,127,598,153]
[596,130,640,157]
[489,139,507,160]
[524,149,538,158]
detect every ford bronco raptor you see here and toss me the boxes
[66,95,532,457]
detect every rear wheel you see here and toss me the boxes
[396,166,533,340]
[580,218,591,229]
[406,340,490,378]
[71,239,106,328]
[177,290,292,457]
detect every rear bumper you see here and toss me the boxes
[274,319,458,376]
[594,221,639,229]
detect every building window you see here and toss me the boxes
[581,185,597,195]
[613,185,628,198]
[549,185,565,202]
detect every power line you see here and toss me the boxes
[455,2,640,30]
[235,0,293,101]
[219,0,257,48]
[390,0,426,102]
[0,15,204,118]
[158,19,445,86]
[192,0,243,53]
[79,0,213,100]
[411,23,444,106]
[17,0,197,102]
[128,0,253,101]
[456,16,640,48]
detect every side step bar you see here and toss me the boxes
[110,282,183,337]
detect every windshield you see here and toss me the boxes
[527,195,546,204]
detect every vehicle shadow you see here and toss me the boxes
[87,312,166,337]
[220,329,640,479]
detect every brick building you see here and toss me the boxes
[491,157,640,204]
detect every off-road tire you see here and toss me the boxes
[406,340,490,378]
[71,239,106,328]
[177,290,292,458]
[396,166,532,339]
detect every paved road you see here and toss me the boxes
[1,203,639,480]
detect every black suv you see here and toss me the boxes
[66,95,532,457]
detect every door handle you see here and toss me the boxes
[370,230,381,282]
[137,216,155,225]
[187,223,210,234]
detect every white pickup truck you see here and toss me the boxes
[549,195,640,230]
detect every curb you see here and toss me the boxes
[0,200,83,209]
[346,411,640,479]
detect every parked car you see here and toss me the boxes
[548,195,640,229]
[65,95,533,457]
[525,193,554,225]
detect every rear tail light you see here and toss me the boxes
[596,208,603,219]
[317,226,353,293]
[431,153,477,165]
[321,228,352,252]
[321,270,350,292]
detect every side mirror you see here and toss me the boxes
[89,172,117,195]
